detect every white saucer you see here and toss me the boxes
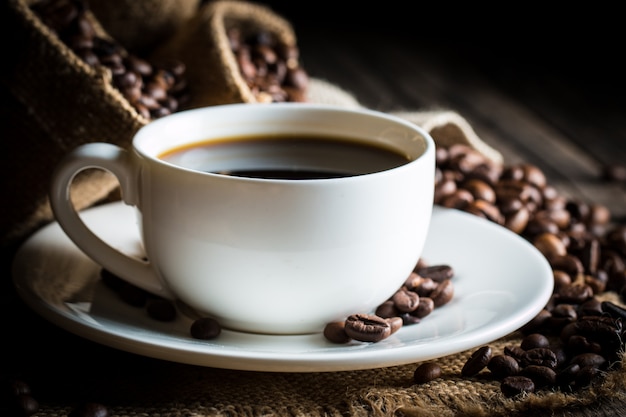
[12,202,553,372]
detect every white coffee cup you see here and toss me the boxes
[49,103,435,334]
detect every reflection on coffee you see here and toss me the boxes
[158,135,410,180]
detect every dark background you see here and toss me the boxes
[261,1,625,110]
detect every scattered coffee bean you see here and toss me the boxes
[414,264,454,282]
[501,376,535,397]
[520,333,550,350]
[323,321,351,344]
[413,362,443,384]
[520,365,557,388]
[461,346,492,377]
[487,354,520,379]
[190,317,222,340]
[344,314,391,342]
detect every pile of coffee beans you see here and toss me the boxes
[227,27,309,103]
[409,143,626,397]
[451,299,626,397]
[31,0,309,118]
[324,262,455,343]
[31,0,190,120]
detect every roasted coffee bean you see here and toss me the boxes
[400,312,422,325]
[520,365,556,388]
[68,402,109,417]
[570,352,607,370]
[549,255,585,281]
[577,297,604,317]
[410,276,438,296]
[533,232,567,259]
[487,354,520,378]
[415,264,454,282]
[146,298,177,321]
[391,288,420,312]
[462,178,496,203]
[190,317,222,340]
[323,321,351,344]
[553,269,572,289]
[566,318,623,358]
[555,283,593,305]
[387,317,403,334]
[429,279,454,307]
[601,300,626,321]
[504,345,526,361]
[461,345,492,377]
[413,362,442,384]
[344,314,391,342]
[520,333,550,350]
[501,376,535,397]
[410,297,435,319]
[521,348,557,369]
[375,300,400,319]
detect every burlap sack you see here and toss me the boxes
[151,0,302,108]
[1,0,501,248]
[1,0,146,246]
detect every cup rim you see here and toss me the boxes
[133,103,435,182]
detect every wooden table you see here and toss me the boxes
[2,3,625,416]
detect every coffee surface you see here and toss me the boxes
[158,135,410,179]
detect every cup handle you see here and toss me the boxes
[49,143,173,299]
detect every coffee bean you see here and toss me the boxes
[413,362,443,384]
[521,348,557,369]
[601,300,626,321]
[190,317,222,340]
[429,279,454,307]
[520,365,556,388]
[461,345,492,377]
[323,321,351,344]
[391,288,420,312]
[414,264,455,282]
[410,297,435,319]
[570,352,607,370]
[374,300,399,319]
[400,312,422,325]
[520,333,550,350]
[487,354,520,378]
[501,376,535,397]
[387,317,403,334]
[344,314,391,342]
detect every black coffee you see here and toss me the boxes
[158,134,410,180]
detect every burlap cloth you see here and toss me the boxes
[2,1,624,416]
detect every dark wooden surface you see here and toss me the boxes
[2,2,625,416]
